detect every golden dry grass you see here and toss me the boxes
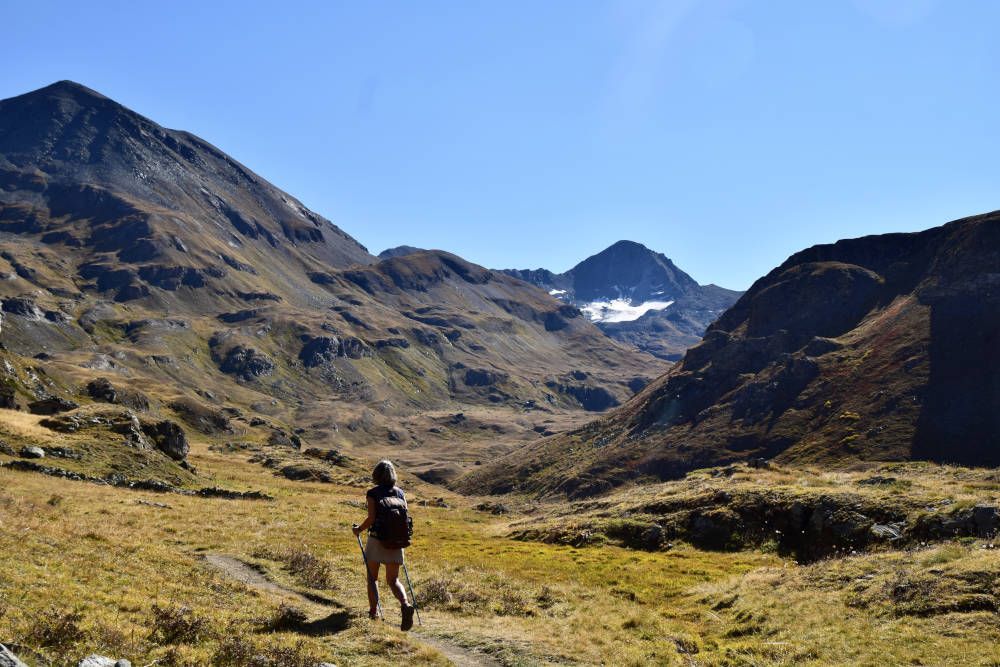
[0,438,996,666]
[0,408,61,442]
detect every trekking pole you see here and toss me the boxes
[354,526,383,620]
[401,553,422,626]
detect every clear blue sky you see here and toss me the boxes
[3,1,998,289]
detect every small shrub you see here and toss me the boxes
[535,585,558,610]
[249,546,332,590]
[150,604,210,645]
[213,637,322,667]
[47,494,64,507]
[211,635,258,666]
[495,584,534,617]
[263,640,324,667]
[262,603,308,631]
[419,577,455,607]
[284,549,332,589]
[24,606,85,649]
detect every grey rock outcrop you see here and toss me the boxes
[20,445,45,459]
[77,656,131,667]
[0,644,27,667]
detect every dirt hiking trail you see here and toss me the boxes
[203,553,501,667]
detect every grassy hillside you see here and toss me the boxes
[1,435,997,666]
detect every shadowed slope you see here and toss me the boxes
[461,212,1000,497]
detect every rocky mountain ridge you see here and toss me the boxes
[502,240,741,360]
[462,211,1000,497]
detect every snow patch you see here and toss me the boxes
[549,289,567,296]
[581,298,674,323]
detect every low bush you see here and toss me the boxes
[149,604,211,645]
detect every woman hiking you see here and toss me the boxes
[353,459,416,630]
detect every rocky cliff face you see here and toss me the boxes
[462,212,1000,497]
[503,241,741,360]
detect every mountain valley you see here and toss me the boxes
[0,81,997,667]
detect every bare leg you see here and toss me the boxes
[367,560,381,616]
[384,562,409,607]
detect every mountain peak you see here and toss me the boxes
[13,80,114,108]
[39,79,109,98]
[604,240,650,252]
[0,79,375,271]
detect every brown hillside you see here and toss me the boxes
[0,81,666,478]
[460,212,1000,497]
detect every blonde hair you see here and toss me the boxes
[372,459,397,486]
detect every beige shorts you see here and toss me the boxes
[365,536,403,564]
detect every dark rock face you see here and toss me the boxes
[469,212,1000,498]
[299,335,373,367]
[0,385,16,409]
[219,345,275,379]
[28,396,79,415]
[86,377,150,411]
[86,377,117,402]
[464,368,508,387]
[1,296,45,319]
[545,382,619,412]
[141,420,189,461]
[216,309,262,323]
[299,336,340,367]
[374,337,409,350]
[340,337,372,359]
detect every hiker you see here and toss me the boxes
[353,459,416,630]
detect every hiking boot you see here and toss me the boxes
[369,609,379,620]
[401,604,415,631]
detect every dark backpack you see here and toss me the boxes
[371,488,413,549]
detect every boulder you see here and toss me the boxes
[0,385,16,409]
[77,657,131,667]
[870,523,904,541]
[142,420,189,461]
[0,644,28,667]
[280,464,332,483]
[85,377,117,403]
[19,446,45,459]
[219,345,275,380]
[108,411,153,449]
[973,505,998,538]
[340,336,372,359]
[299,336,340,367]
[0,441,15,456]
[303,447,347,465]
[641,524,666,549]
[28,396,79,415]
